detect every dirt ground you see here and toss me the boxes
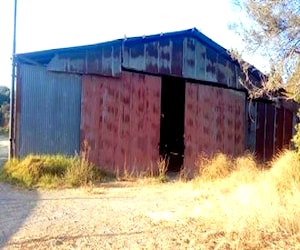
[0,137,210,250]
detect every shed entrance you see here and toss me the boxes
[160,76,185,172]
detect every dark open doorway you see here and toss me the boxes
[160,76,185,172]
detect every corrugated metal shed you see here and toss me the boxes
[16,64,82,156]
[81,72,161,174]
[184,82,246,171]
[14,28,298,174]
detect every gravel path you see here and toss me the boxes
[1,181,206,250]
[0,136,212,249]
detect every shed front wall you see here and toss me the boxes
[184,82,246,171]
[81,72,161,174]
[16,64,82,156]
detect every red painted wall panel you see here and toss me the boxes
[184,82,246,172]
[81,72,161,175]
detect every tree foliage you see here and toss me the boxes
[232,0,300,100]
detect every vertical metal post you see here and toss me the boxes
[9,0,17,158]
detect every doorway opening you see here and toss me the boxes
[159,76,185,172]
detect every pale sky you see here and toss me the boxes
[0,0,266,88]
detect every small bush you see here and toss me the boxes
[196,153,235,181]
[0,154,109,189]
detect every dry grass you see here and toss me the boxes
[0,154,109,188]
[188,150,300,249]
[2,150,300,249]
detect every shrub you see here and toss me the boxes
[0,154,109,189]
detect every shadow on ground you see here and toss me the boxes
[0,135,39,249]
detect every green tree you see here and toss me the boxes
[0,86,10,129]
[231,0,300,98]
[232,0,300,150]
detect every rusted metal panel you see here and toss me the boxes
[81,72,161,174]
[183,38,196,79]
[16,64,82,157]
[246,101,257,152]
[205,46,218,83]
[47,44,122,77]
[283,110,293,148]
[256,102,266,161]
[265,105,275,160]
[171,37,183,76]
[145,42,159,73]
[184,82,246,171]
[275,108,284,151]
[123,38,175,76]
[217,55,236,87]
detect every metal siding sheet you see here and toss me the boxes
[145,42,159,73]
[275,108,284,151]
[184,82,245,172]
[217,56,236,87]
[81,72,161,174]
[246,101,257,152]
[283,109,293,148]
[127,43,146,71]
[232,90,246,155]
[205,47,218,82]
[158,39,172,75]
[265,104,275,160]
[47,44,122,77]
[183,82,199,171]
[183,38,196,79]
[17,64,81,156]
[171,37,183,76]
[256,102,265,161]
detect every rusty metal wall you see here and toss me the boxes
[275,107,284,152]
[184,82,246,171]
[123,36,239,88]
[283,109,293,148]
[47,42,122,77]
[246,101,257,152]
[16,64,82,156]
[254,102,294,161]
[81,71,161,174]
[123,37,183,76]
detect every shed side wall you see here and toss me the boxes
[16,64,82,156]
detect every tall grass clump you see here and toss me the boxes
[0,154,108,189]
[196,153,235,181]
[191,150,300,249]
[268,150,300,193]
